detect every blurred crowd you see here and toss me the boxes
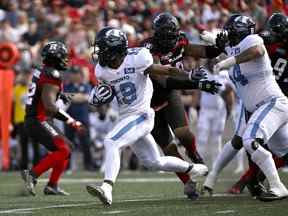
[0,0,287,171]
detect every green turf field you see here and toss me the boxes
[0,170,288,216]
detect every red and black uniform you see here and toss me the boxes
[143,32,202,167]
[25,67,71,187]
[266,43,288,96]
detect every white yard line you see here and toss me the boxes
[216,210,236,214]
[0,197,167,214]
[37,177,234,184]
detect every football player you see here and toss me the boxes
[21,41,84,196]
[225,13,288,196]
[203,14,288,201]
[143,13,223,199]
[86,27,209,206]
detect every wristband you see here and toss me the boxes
[54,109,74,123]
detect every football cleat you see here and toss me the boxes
[188,164,208,178]
[258,184,288,202]
[43,185,70,196]
[21,170,37,196]
[227,180,246,195]
[246,181,266,198]
[86,184,112,206]
[184,180,199,200]
[203,172,217,193]
[201,185,214,196]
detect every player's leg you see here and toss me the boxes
[132,133,208,176]
[210,108,227,162]
[22,119,71,196]
[203,105,246,193]
[152,109,191,185]
[196,108,210,163]
[166,90,204,163]
[86,112,155,205]
[242,98,288,201]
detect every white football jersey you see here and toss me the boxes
[95,47,154,117]
[225,34,284,112]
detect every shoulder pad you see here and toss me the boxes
[44,67,61,80]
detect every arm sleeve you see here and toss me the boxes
[205,46,223,58]
[165,77,199,90]
[241,35,264,53]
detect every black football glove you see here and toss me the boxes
[198,80,222,95]
[215,31,228,53]
[59,93,72,106]
[189,66,208,81]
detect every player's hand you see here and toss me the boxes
[215,31,228,52]
[189,66,207,81]
[59,93,72,106]
[88,84,114,106]
[198,80,222,95]
[67,119,85,134]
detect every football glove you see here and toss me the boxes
[215,31,229,53]
[88,83,114,106]
[198,80,222,95]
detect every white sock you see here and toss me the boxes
[104,145,121,183]
[150,156,190,173]
[251,146,282,188]
[101,182,112,193]
[211,141,239,176]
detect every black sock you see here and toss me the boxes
[185,164,193,174]
[104,180,114,187]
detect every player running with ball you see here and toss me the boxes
[86,27,209,206]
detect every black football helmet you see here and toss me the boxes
[41,41,68,70]
[224,14,255,46]
[152,12,180,54]
[93,27,128,68]
[268,13,288,43]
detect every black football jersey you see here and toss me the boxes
[25,67,62,121]
[143,32,189,108]
[266,43,288,96]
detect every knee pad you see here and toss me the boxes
[231,135,243,150]
[54,136,71,159]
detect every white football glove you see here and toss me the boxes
[200,31,216,44]
[88,84,114,106]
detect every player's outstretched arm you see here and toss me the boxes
[164,78,221,94]
[214,45,265,73]
[183,44,223,59]
[144,64,206,81]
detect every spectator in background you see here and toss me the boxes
[64,66,93,171]
[244,0,267,31]
[13,71,39,169]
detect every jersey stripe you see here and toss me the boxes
[250,98,277,137]
[111,113,147,141]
